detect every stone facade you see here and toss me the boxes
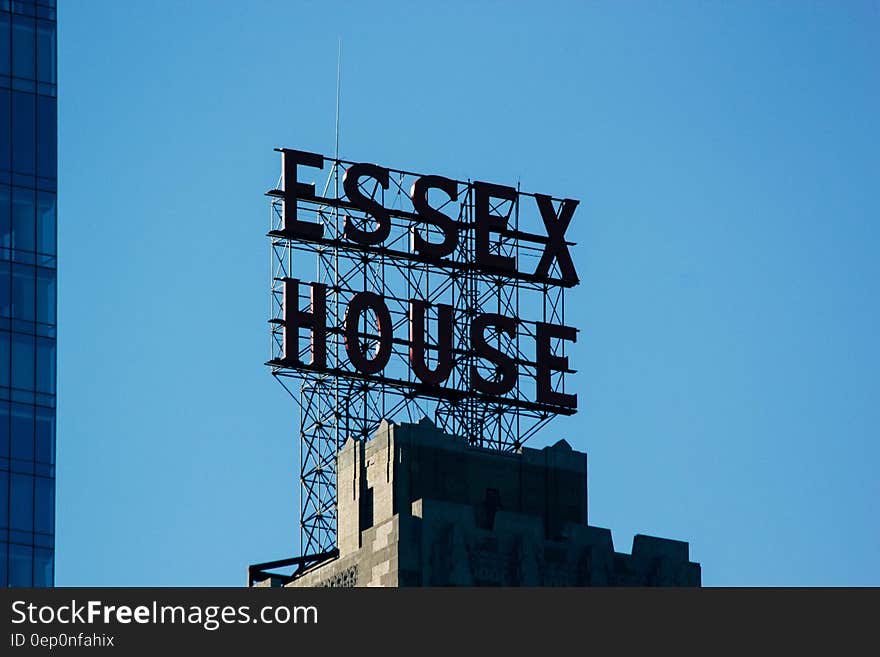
[277,418,700,587]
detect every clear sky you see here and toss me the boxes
[55,1,879,586]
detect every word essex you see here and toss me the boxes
[274,148,579,286]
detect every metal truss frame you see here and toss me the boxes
[267,154,577,556]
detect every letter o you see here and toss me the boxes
[344,292,393,375]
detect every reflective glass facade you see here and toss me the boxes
[0,0,57,587]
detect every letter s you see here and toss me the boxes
[343,163,391,245]
[11,601,26,623]
[410,175,459,258]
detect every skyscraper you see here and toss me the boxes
[0,0,57,586]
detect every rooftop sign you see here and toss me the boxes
[267,148,581,553]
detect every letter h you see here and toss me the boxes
[283,279,327,368]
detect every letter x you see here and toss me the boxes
[534,194,579,284]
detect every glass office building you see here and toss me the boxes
[0,0,57,586]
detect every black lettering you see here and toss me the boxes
[343,163,391,245]
[534,194,579,284]
[409,300,454,385]
[535,322,577,409]
[474,181,517,273]
[283,279,327,368]
[280,149,324,240]
[344,292,393,374]
[470,313,517,395]
[410,175,459,258]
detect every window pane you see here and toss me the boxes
[11,91,35,175]
[0,543,7,587]
[0,401,9,458]
[37,192,55,256]
[36,267,54,325]
[11,402,34,460]
[0,470,7,528]
[0,14,10,76]
[12,187,36,253]
[34,476,53,534]
[11,331,34,390]
[35,336,54,393]
[36,95,55,179]
[0,261,10,317]
[33,547,53,586]
[11,15,35,80]
[0,185,10,250]
[0,90,10,172]
[36,20,55,85]
[0,331,9,387]
[10,473,34,532]
[9,543,33,586]
[12,264,36,321]
[35,405,53,464]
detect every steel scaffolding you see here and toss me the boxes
[267,153,578,556]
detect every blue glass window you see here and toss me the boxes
[35,266,53,324]
[0,185,10,251]
[0,261,10,316]
[11,15,35,80]
[11,331,34,390]
[10,473,33,532]
[11,91,35,175]
[36,192,54,256]
[12,264,35,321]
[0,471,7,528]
[12,186,35,253]
[36,95,55,179]
[0,330,9,387]
[0,544,7,587]
[35,336,53,393]
[33,547,53,586]
[36,19,54,84]
[34,405,52,464]
[10,402,33,460]
[0,90,10,172]
[0,13,10,76]
[9,543,33,586]
[0,401,9,458]
[34,475,52,534]
[2,3,55,589]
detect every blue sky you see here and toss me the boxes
[56,1,879,585]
